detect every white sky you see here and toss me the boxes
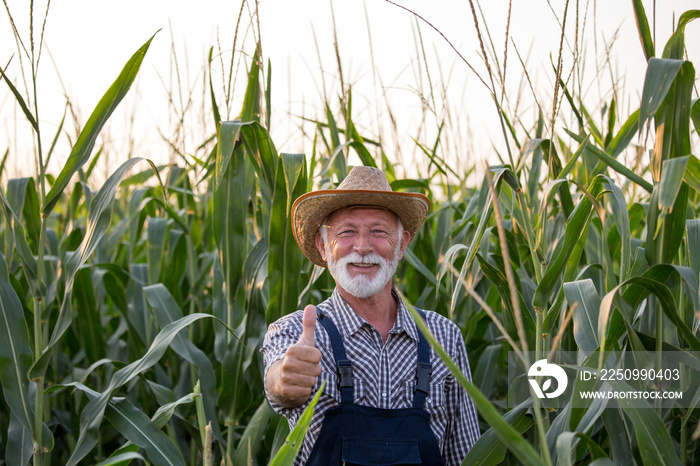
[1,0,699,184]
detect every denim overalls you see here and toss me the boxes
[305,309,445,466]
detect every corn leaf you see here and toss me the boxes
[563,279,601,356]
[604,98,617,148]
[599,276,700,352]
[61,382,185,466]
[607,380,683,465]
[556,431,578,466]
[692,98,700,139]
[7,178,41,251]
[6,413,33,466]
[265,58,272,128]
[126,263,151,346]
[646,60,694,182]
[240,122,278,206]
[66,313,219,465]
[43,33,157,216]
[451,169,514,315]
[324,104,347,178]
[588,460,616,466]
[404,301,544,466]
[207,46,221,126]
[146,217,167,285]
[143,283,222,440]
[601,408,635,465]
[215,120,246,190]
[0,63,38,131]
[0,184,45,298]
[683,155,700,193]
[600,176,632,282]
[268,417,291,461]
[403,247,439,287]
[463,401,533,466]
[0,254,36,438]
[533,177,599,311]
[104,396,186,466]
[219,236,268,420]
[659,156,689,212]
[630,0,655,60]
[233,400,272,466]
[94,452,146,466]
[74,268,106,362]
[606,109,640,159]
[688,220,700,279]
[0,149,7,178]
[645,183,689,265]
[150,393,196,429]
[213,138,254,332]
[267,153,307,324]
[348,141,377,169]
[536,137,590,223]
[268,380,326,466]
[477,253,535,349]
[144,284,223,442]
[638,58,685,137]
[661,10,700,60]
[30,158,161,380]
[239,44,261,122]
[565,130,653,192]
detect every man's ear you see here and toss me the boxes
[397,229,411,260]
[315,231,327,262]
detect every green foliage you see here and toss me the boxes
[1,2,700,466]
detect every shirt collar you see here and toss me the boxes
[393,295,419,342]
[324,287,420,343]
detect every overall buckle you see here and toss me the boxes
[415,362,432,393]
[338,359,354,388]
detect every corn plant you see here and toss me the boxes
[402,3,700,465]
[1,1,700,466]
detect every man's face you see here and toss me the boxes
[315,207,410,299]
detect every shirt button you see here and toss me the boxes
[381,392,387,398]
[427,397,432,404]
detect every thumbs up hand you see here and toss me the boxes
[297,303,318,347]
[265,305,323,408]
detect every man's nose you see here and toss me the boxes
[353,230,373,254]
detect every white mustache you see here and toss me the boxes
[339,252,385,265]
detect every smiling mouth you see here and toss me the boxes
[350,263,377,269]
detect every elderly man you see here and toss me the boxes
[261,166,480,465]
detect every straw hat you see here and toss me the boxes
[292,166,431,267]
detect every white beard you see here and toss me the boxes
[325,243,401,299]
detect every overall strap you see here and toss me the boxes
[316,311,354,405]
[413,308,433,410]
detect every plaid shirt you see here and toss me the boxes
[261,289,481,465]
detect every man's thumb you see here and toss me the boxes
[298,304,317,347]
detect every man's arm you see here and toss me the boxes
[264,305,322,409]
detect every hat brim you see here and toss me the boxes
[292,189,430,267]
